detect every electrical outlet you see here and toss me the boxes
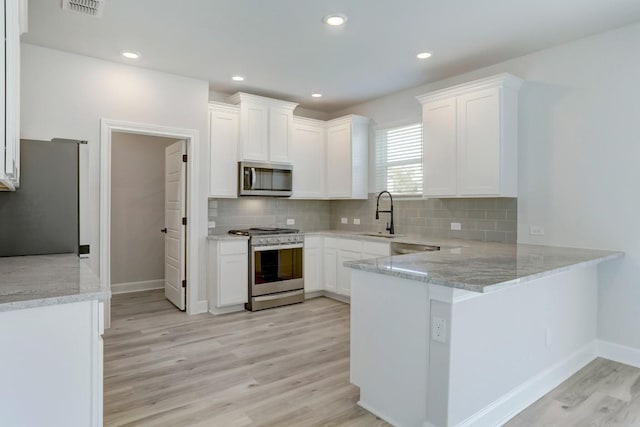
[286,218,295,225]
[208,221,216,228]
[530,225,545,236]
[450,222,462,231]
[353,218,360,225]
[432,317,447,343]
[341,217,348,224]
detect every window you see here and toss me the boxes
[375,123,423,196]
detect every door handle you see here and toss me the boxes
[161,228,168,233]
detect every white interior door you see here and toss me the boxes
[164,140,187,310]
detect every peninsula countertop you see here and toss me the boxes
[0,253,110,312]
[345,240,623,293]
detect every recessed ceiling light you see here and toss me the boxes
[323,14,347,26]
[231,75,245,82]
[311,93,323,98]
[416,52,432,59]
[121,50,140,59]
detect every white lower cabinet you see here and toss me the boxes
[323,238,338,293]
[303,235,324,292]
[207,239,248,314]
[0,300,104,426]
[312,236,390,298]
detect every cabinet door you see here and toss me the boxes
[326,123,352,198]
[457,88,501,196]
[269,106,293,163]
[324,242,338,293]
[304,237,323,292]
[218,252,248,306]
[337,249,361,296]
[362,241,390,259]
[209,107,239,197]
[291,119,325,198]
[422,98,457,197]
[239,102,269,161]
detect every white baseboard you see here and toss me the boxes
[322,290,350,304]
[190,300,209,315]
[305,290,324,299]
[358,400,406,427]
[597,339,640,368]
[209,303,245,316]
[456,342,598,427]
[111,279,163,294]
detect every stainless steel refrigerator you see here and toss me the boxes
[0,139,81,257]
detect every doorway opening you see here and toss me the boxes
[110,132,187,310]
[100,119,202,327]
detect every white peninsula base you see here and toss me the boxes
[351,265,601,427]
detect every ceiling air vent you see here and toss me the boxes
[61,0,105,18]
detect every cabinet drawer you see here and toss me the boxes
[219,240,248,255]
[339,238,363,253]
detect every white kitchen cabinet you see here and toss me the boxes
[0,0,25,191]
[337,243,362,296]
[417,73,522,198]
[362,241,390,259]
[317,237,391,297]
[421,98,458,197]
[323,238,338,293]
[303,235,324,292]
[291,117,326,199]
[228,92,298,163]
[326,115,369,199]
[208,102,240,198]
[0,300,104,427]
[207,239,248,314]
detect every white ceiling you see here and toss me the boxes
[23,0,640,112]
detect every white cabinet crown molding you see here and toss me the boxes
[327,114,370,127]
[208,101,240,114]
[416,73,523,104]
[227,92,299,111]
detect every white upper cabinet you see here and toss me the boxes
[208,102,240,198]
[0,0,25,191]
[227,93,298,164]
[422,98,458,197]
[291,117,326,199]
[417,73,523,198]
[326,115,369,200]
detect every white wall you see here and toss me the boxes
[21,44,210,309]
[111,132,178,287]
[333,23,640,351]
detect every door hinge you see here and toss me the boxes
[182,217,187,226]
[182,280,187,288]
[182,154,188,163]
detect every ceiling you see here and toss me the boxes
[23,0,640,112]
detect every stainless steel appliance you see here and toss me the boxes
[228,227,304,311]
[238,161,293,197]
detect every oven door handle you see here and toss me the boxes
[253,243,303,252]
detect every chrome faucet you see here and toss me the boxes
[375,191,395,235]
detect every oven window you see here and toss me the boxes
[254,247,302,284]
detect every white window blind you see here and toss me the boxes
[375,123,423,195]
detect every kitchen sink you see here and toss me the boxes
[360,232,397,239]
[390,242,441,255]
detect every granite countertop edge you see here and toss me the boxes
[345,250,623,293]
[0,289,112,313]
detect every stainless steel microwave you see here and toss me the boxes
[238,161,293,197]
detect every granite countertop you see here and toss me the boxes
[345,241,623,293]
[0,253,110,312]
[207,234,249,241]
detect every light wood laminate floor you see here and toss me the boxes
[104,290,390,426]
[105,290,640,427]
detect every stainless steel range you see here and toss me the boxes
[228,227,304,311]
